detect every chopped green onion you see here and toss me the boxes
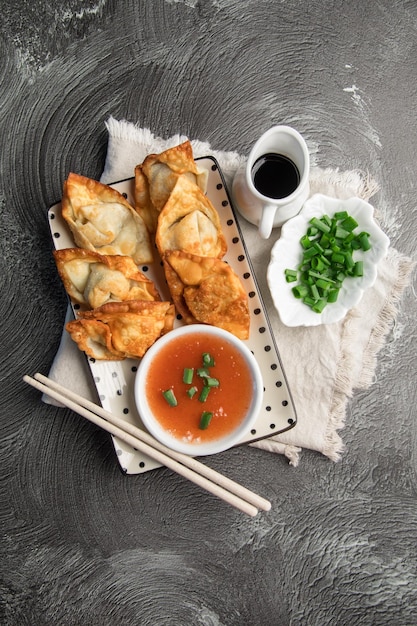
[285,268,298,282]
[202,352,215,367]
[187,386,198,399]
[335,226,350,239]
[310,256,327,272]
[312,299,327,314]
[199,411,213,430]
[303,295,316,307]
[162,389,177,407]
[310,283,320,301]
[343,250,355,270]
[300,270,311,284]
[310,216,331,233]
[300,234,312,249]
[303,246,319,260]
[182,367,194,384]
[319,233,331,248]
[204,377,220,388]
[162,350,221,420]
[358,232,371,251]
[334,210,349,219]
[285,210,372,313]
[292,284,309,299]
[308,269,328,280]
[327,288,340,303]
[341,216,358,232]
[316,278,333,290]
[343,232,355,245]
[198,386,211,403]
[331,252,345,264]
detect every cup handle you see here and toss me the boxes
[258,204,277,239]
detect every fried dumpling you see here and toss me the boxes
[65,318,126,361]
[62,173,153,264]
[134,140,208,232]
[53,248,160,309]
[163,251,250,339]
[66,300,175,360]
[155,175,227,259]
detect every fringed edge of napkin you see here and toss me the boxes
[326,249,416,462]
[105,116,190,152]
[249,439,303,467]
[103,116,246,186]
[357,250,416,387]
[309,166,380,203]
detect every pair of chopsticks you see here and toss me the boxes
[23,373,271,517]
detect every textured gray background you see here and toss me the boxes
[1,1,416,624]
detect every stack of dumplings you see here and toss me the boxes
[56,140,250,361]
[134,140,208,233]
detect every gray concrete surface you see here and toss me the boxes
[1,1,416,624]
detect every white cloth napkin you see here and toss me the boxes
[45,117,415,466]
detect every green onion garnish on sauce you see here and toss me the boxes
[161,351,219,428]
[182,367,194,384]
[199,411,213,430]
[198,385,211,403]
[162,388,177,407]
[187,386,198,399]
[202,352,215,367]
[204,377,220,388]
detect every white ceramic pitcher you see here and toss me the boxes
[232,125,310,239]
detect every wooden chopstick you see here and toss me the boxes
[24,373,271,517]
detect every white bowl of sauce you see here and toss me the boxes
[134,324,263,456]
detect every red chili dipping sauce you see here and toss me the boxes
[145,331,255,444]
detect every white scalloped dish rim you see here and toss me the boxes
[267,194,390,327]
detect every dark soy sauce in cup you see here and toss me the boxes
[252,153,300,199]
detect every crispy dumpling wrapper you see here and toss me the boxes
[62,172,153,264]
[66,300,175,360]
[134,166,155,232]
[134,140,208,233]
[65,319,126,361]
[163,251,250,339]
[53,248,160,309]
[156,175,227,259]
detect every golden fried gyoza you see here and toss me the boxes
[66,300,175,360]
[134,140,208,233]
[62,173,153,264]
[155,175,227,259]
[66,318,125,360]
[162,251,250,340]
[53,248,160,309]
